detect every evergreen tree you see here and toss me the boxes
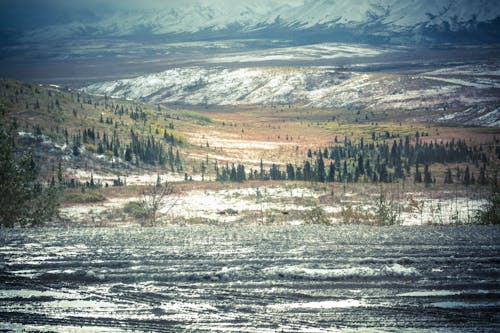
[0,113,59,226]
[125,147,132,162]
[414,163,422,183]
[214,160,220,181]
[479,164,487,185]
[230,164,237,181]
[236,164,246,182]
[327,162,335,182]
[316,155,325,182]
[423,164,432,187]
[463,165,471,186]
[342,160,348,181]
[303,161,313,181]
[286,163,295,180]
[379,163,389,183]
[259,159,265,180]
[444,167,453,184]
[200,161,206,181]
[476,170,500,224]
[357,154,365,175]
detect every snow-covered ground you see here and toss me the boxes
[1,224,499,332]
[60,183,486,227]
[64,169,191,187]
[206,43,390,63]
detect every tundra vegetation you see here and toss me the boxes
[0,79,498,227]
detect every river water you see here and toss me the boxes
[1,225,499,332]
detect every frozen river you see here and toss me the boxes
[1,225,499,332]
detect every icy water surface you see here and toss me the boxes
[1,225,499,332]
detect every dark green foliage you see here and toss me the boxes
[129,130,171,167]
[216,163,246,182]
[123,201,149,219]
[463,165,471,185]
[316,155,325,182]
[113,176,124,186]
[0,112,60,226]
[444,168,453,184]
[286,163,295,180]
[217,130,490,185]
[476,171,500,224]
[375,187,400,226]
[414,163,422,183]
[479,164,488,185]
[423,164,432,187]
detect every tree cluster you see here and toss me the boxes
[0,111,60,226]
[217,132,494,185]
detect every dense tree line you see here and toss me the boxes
[217,132,495,185]
[66,126,183,170]
[215,162,246,182]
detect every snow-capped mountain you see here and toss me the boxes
[17,0,500,44]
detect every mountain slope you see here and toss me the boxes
[16,0,500,44]
[83,63,500,126]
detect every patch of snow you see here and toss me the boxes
[207,43,389,63]
[267,299,365,310]
[398,290,461,297]
[423,76,495,89]
[431,301,500,309]
[263,264,420,280]
[160,302,217,312]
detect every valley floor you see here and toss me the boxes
[59,181,487,227]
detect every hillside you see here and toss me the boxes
[0,79,214,185]
[2,78,499,187]
[84,62,500,127]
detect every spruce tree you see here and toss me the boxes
[0,111,60,226]
[463,165,471,186]
[414,163,422,183]
[316,155,325,182]
[444,168,453,184]
[423,164,432,187]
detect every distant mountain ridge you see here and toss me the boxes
[16,0,500,44]
[83,63,500,126]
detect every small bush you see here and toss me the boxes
[63,191,106,203]
[341,203,371,224]
[375,188,401,226]
[123,201,150,219]
[225,208,238,216]
[303,205,329,224]
[85,143,96,152]
[476,173,500,224]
